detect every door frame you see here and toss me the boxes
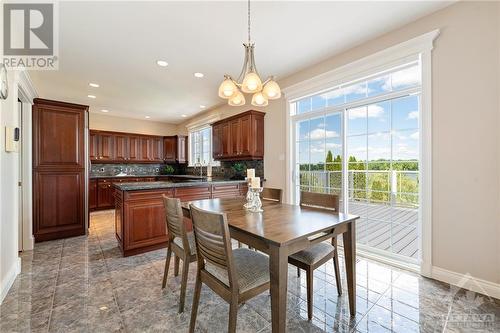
[283,30,439,277]
[17,71,38,251]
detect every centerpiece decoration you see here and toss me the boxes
[244,168,263,212]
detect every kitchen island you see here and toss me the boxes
[113,179,248,256]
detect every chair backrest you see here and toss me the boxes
[189,204,237,289]
[300,191,339,211]
[261,187,282,203]
[163,195,190,252]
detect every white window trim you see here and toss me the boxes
[283,30,439,277]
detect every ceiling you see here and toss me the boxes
[29,1,451,124]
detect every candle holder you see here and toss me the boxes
[245,187,263,212]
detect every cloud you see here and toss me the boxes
[309,128,339,139]
[410,131,419,140]
[348,104,385,120]
[383,66,419,90]
[407,111,419,120]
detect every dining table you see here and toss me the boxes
[181,197,359,333]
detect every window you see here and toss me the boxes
[292,61,421,263]
[188,127,218,166]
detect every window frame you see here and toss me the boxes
[187,126,220,167]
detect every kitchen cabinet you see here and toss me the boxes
[151,137,163,162]
[97,179,114,209]
[98,132,115,161]
[212,110,265,161]
[114,134,128,161]
[89,131,99,161]
[33,98,87,242]
[128,135,141,162]
[89,179,97,210]
[163,135,188,163]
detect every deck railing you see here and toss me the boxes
[302,170,419,209]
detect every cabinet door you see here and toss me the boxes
[221,122,231,157]
[140,137,152,161]
[89,131,99,161]
[177,136,187,163]
[89,179,97,210]
[240,114,252,156]
[99,133,115,161]
[212,124,222,159]
[253,114,265,157]
[230,119,241,157]
[97,180,114,208]
[151,137,163,162]
[114,134,129,161]
[128,136,141,161]
[163,136,177,162]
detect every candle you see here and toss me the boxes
[251,177,260,188]
[247,168,255,179]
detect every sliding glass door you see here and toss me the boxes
[291,62,421,264]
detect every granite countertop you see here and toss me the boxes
[113,179,247,191]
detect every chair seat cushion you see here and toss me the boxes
[289,242,334,265]
[173,232,196,254]
[205,248,270,293]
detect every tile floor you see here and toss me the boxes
[1,210,499,332]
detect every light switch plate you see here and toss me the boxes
[5,126,18,152]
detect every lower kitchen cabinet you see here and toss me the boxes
[97,179,114,209]
[89,179,97,210]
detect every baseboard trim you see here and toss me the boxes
[0,257,21,304]
[432,266,500,300]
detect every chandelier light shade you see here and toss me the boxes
[217,0,281,107]
[228,90,246,106]
[251,91,268,107]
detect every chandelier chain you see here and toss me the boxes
[247,0,251,43]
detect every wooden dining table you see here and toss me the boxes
[181,197,359,333]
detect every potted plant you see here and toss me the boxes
[162,165,175,175]
[231,163,245,180]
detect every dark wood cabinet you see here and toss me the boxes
[128,135,141,162]
[33,99,88,242]
[151,136,163,162]
[212,110,265,161]
[97,179,114,208]
[89,179,97,210]
[89,132,99,161]
[114,134,128,161]
[98,133,114,161]
[212,124,222,159]
[163,135,188,163]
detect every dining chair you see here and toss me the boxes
[288,191,343,320]
[189,204,270,333]
[161,195,197,313]
[261,187,282,202]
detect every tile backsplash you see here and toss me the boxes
[90,160,264,180]
[90,164,164,177]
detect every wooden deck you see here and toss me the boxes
[348,201,419,259]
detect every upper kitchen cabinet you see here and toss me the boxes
[163,135,188,163]
[212,110,265,161]
[90,130,165,163]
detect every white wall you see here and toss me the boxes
[0,71,22,302]
[89,112,177,136]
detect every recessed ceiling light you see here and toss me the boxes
[87,95,96,99]
[89,83,99,88]
[145,116,151,119]
[101,109,109,113]
[199,105,206,109]
[181,114,187,118]
[194,72,204,78]
[156,60,168,67]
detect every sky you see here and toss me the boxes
[296,64,420,165]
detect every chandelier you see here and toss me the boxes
[218,0,281,107]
